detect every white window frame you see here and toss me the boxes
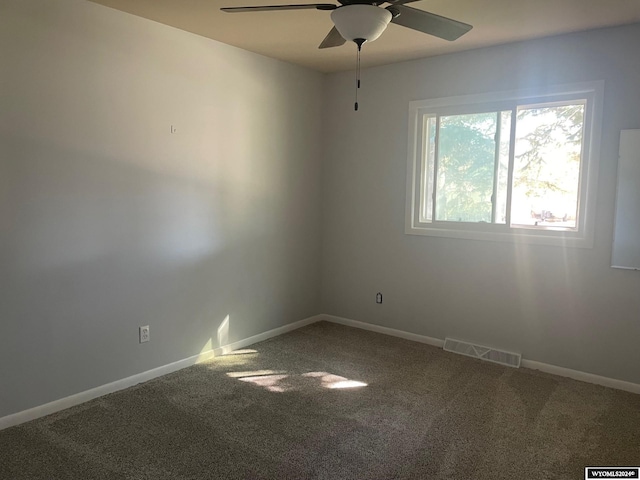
[405,81,603,248]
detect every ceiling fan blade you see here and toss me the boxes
[319,26,346,49]
[222,3,336,13]
[389,5,472,41]
[386,0,421,5]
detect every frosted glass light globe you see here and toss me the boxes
[331,4,392,43]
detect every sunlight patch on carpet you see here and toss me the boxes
[226,369,369,393]
[227,370,286,378]
[328,380,368,389]
[238,374,290,392]
[303,372,367,389]
[222,349,258,356]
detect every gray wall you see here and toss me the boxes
[0,0,324,417]
[321,24,640,385]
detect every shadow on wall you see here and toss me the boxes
[0,134,313,417]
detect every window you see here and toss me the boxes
[405,82,603,247]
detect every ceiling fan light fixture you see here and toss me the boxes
[330,4,392,43]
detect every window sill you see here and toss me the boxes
[405,224,594,248]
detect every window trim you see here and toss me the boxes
[405,81,603,248]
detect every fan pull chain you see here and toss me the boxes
[354,45,359,111]
[354,39,364,111]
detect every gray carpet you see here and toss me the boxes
[1,321,639,479]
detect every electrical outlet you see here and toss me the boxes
[139,325,150,343]
[376,292,383,304]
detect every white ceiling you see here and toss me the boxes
[87,0,640,73]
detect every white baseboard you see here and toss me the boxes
[0,349,214,431]
[321,314,445,348]
[3,312,637,431]
[521,359,640,395]
[321,314,640,395]
[0,314,323,431]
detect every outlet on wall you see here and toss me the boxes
[139,325,150,343]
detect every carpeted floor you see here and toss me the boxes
[1,321,639,479]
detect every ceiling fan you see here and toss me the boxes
[220,0,473,49]
[221,0,472,110]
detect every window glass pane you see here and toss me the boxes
[494,110,511,224]
[511,103,585,229]
[419,115,436,222]
[435,112,496,223]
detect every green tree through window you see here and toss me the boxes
[436,112,497,223]
[420,101,585,229]
[407,82,601,247]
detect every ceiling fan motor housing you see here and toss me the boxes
[330,4,392,43]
